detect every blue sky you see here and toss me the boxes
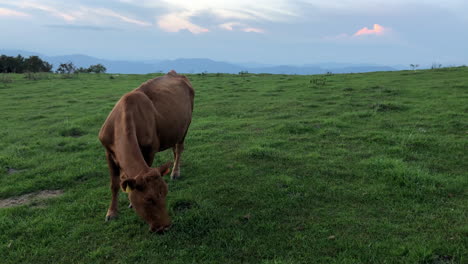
[0,0,467,66]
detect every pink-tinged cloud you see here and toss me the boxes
[158,12,209,34]
[0,7,29,17]
[219,22,242,31]
[243,27,265,33]
[219,22,264,33]
[353,24,386,36]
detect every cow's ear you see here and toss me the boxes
[121,178,136,193]
[158,162,172,176]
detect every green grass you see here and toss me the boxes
[0,69,467,263]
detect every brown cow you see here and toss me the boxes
[98,70,194,232]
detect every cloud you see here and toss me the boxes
[45,24,119,31]
[218,22,264,33]
[219,22,242,31]
[158,12,266,34]
[17,1,76,21]
[124,0,296,34]
[243,27,265,33]
[212,9,256,20]
[1,1,151,26]
[90,8,151,27]
[324,24,390,40]
[158,0,298,22]
[157,12,209,34]
[0,7,30,17]
[353,24,387,36]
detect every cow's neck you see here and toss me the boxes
[113,134,152,179]
[121,158,150,179]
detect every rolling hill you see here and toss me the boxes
[1,49,399,74]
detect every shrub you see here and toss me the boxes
[310,77,327,88]
[24,72,51,81]
[0,74,13,84]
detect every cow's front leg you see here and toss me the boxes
[105,152,120,221]
[171,142,184,180]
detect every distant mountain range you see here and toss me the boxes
[1,49,405,74]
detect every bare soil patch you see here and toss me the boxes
[7,168,24,175]
[0,190,64,208]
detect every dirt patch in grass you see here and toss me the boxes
[60,127,85,137]
[372,103,408,112]
[172,199,197,213]
[0,190,64,208]
[7,168,23,174]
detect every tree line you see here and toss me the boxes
[0,54,106,74]
[1,55,52,73]
[57,62,106,74]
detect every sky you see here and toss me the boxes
[0,0,467,66]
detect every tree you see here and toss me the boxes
[25,56,45,72]
[431,62,442,69]
[88,64,107,74]
[76,67,90,73]
[0,54,52,73]
[410,64,419,71]
[74,64,107,74]
[56,62,76,74]
[14,55,26,73]
[0,55,23,73]
[42,61,53,72]
[0,55,8,73]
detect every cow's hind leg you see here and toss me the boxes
[171,142,184,180]
[105,151,120,221]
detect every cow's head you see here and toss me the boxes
[121,162,172,233]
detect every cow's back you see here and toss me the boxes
[136,72,194,151]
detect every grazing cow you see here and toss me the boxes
[98,70,194,232]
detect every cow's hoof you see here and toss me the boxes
[105,213,118,222]
[128,203,133,209]
[170,172,180,180]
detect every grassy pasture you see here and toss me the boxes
[0,68,467,263]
